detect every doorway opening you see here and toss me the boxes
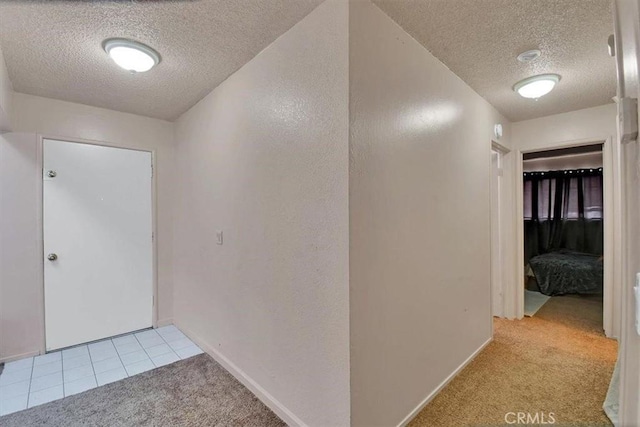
[520,143,606,332]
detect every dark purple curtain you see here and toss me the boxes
[523,168,603,264]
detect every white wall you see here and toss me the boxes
[348,2,511,426]
[172,1,350,426]
[0,133,40,360]
[0,45,13,131]
[0,93,175,362]
[512,104,617,150]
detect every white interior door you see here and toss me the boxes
[43,139,153,351]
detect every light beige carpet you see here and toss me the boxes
[410,294,617,427]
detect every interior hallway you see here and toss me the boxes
[410,295,617,426]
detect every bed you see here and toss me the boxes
[526,250,603,296]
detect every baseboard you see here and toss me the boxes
[174,321,307,427]
[395,337,493,427]
[0,349,41,364]
[156,318,174,328]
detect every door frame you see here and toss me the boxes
[513,136,620,338]
[35,134,159,354]
[490,140,511,322]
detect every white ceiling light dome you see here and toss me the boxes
[104,38,160,73]
[513,74,561,99]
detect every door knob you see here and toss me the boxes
[47,253,58,261]
[46,170,57,178]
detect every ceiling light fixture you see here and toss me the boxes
[516,49,541,63]
[103,38,160,73]
[513,74,561,99]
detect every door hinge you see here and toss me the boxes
[152,232,154,242]
[151,164,154,178]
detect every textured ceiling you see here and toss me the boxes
[0,0,323,121]
[0,0,616,122]
[373,0,617,122]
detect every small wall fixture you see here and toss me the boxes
[494,123,503,140]
[103,38,160,73]
[513,74,561,99]
[516,49,541,63]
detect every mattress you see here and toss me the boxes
[527,250,603,296]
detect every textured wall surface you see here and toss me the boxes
[349,2,511,426]
[0,93,175,361]
[172,1,349,425]
[0,133,40,361]
[512,104,617,150]
[373,0,616,122]
[0,0,323,120]
[0,44,12,130]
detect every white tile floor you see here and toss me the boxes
[0,325,203,416]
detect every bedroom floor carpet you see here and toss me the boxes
[0,353,285,427]
[409,294,617,427]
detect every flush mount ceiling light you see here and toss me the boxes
[513,74,561,99]
[103,38,160,73]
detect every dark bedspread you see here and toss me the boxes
[528,250,603,296]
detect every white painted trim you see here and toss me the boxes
[490,145,502,320]
[513,137,618,337]
[490,140,512,321]
[175,321,308,427]
[0,349,41,364]
[36,133,159,352]
[395,337,493,427]
[494,142,519,320]
[491,140,511,154]
[35,135,45,356]
[156,318,174,328]
[602,137,620,338]
[514,149,525,320]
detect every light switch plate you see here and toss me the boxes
[216,230,223,245]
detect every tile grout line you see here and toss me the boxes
[85,345,98,394]
[114,336,145,376]
[25,356,35,409]
[0,359,34,409]
[60,352,65,399]
[113,337,130,375]
[132,333,158,370]
[148,328,183,365]
[112,338,130,381]
[157,328,184,361]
